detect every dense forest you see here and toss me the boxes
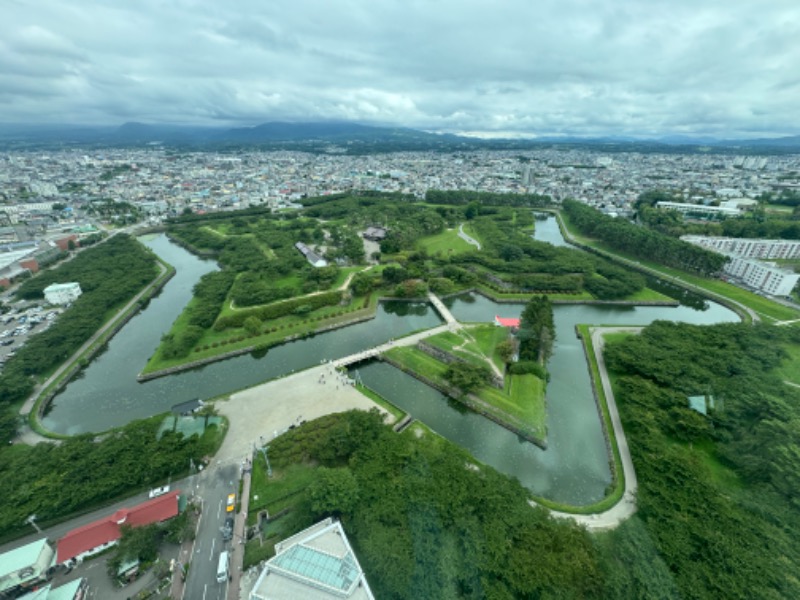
[0,235,159,439]
[602,322,800,598]
[563,199,729,275]
[264,409,603,599]
[517,295,555,363]
[0,415,221,541]
[259,319,800,598]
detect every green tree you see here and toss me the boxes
[243,316,262,336]
[309,467,360,518]
[444,362,491,394]
[496,339,516,364]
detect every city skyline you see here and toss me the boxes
[2,0,799,139]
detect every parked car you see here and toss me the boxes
[226,493,236,512]
[222,516,234,540]
[148,485,170,498]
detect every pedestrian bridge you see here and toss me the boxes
[331,293,459,368]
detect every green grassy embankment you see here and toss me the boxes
[557,210,800,324]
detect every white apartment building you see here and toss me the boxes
[682,235,800,296]
[681,236,800,260]
[44,282,82,305]
[724,256,799,296]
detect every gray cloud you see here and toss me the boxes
[1,0,798,138]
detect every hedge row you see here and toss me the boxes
[214,291,344,330]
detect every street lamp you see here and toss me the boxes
[25,514,42,534]
[257,444,272,478]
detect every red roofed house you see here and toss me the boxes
[494,315,520,328]
[57,491,180,565]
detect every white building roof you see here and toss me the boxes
[250,518,374,600]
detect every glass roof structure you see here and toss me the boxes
[271,545,359,594]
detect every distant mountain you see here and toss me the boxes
[0,121,798,153]
[657,135,721,145]
[715,134,800,148]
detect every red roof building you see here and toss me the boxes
[57,491,180,565]
[494,315,520,328]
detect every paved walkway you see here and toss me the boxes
[544,326,641,531]
[214,364,397,465]
[458,223,481,250]
[427,292,459,326]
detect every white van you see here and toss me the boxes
[216,550,229,583]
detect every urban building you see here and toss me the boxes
[249,518,375,600]
[44,282,82,305]
[655,201,741,218]
[0,538,56,598]
[17,578,88,600]
[723,256,799,296]
[682,236,800,260]
[57,491,180,566]
[294,242,328,268]
[681,235,800,296]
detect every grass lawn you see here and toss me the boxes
[384,344,547,441]
[243,459,318,569]
[417,228,475,256]
[624,286,677,303]
[484,374,545,436]
[764,204,795,214]
[247,461,317,525]
[424,325,510,372]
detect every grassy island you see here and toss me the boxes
[383,324,548,445]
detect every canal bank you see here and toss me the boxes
[38,230,739,507]
[24,256,176,432]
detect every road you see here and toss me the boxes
[0,482,193,557]
[182,461,240,600]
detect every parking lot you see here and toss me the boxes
[0,304,62,369]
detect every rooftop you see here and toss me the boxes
[57,491,180,564]
[250,518,374,600]
[0,539,54,591]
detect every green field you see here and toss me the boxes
[416,228,475,256]
[423,325,509,372]
[384,341,547,441]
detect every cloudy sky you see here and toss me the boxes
[2,0,799,138]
